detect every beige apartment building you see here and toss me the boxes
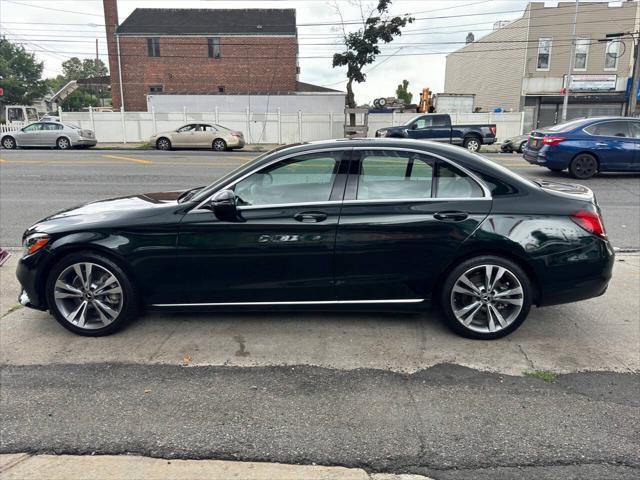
[444,1,639,131]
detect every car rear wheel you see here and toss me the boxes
[517,141,526,154]
[46,252,138,336]
[440,256,532,339]
[463,136,481,152]
[2,136,16,149]
[156,138,172,151]
[56,137,71,150]
[569,154,598,179]
[212,138,227,151]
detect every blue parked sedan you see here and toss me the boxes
[523,117,640,179]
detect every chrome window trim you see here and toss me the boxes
[189,145,492,214]
[190,147,350,213]
[152,298,425,307]
[352,146,492,199]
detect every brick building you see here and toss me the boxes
[103,0,299,111]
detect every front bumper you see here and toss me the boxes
[16,249,53,311]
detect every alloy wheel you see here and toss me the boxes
[157,138,171,150]
[571,155,597,179]
[2,137,16,149]
[466,139,480,152]
[57,138,70,149]
[213,139,226,151]
[450,264,524,334]
[53,262,124,330]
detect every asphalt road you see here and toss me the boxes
[0,148,639,249]
[2,364,638,479]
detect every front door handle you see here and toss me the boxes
[434,211,468,222]
[294,211,328,223]
[594,142,608,147]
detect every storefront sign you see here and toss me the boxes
[564,74,617,91]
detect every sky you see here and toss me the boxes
[0,0,588,104]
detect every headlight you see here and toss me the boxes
[23,233,50,255]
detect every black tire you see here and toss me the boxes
[517,141,527,154]
[56,137,71,150]
[2,136,17,149]
[569,153,598,179]
[463,136,482,153]
[440,255,533,340]
[212,138,228,151]
[547,167,564,172]
[156,137,172,151]
[45,251,139,337]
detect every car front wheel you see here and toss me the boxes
[46,252,138,336]
[2,136,17,149]
[440,256,532,339]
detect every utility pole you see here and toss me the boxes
[561,0,579,123]
[630,32,640,116]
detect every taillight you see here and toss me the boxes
[542,136,566,146]
[570,210,607,239]
[489,126,496,136]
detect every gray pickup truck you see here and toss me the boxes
[374,113,497,152]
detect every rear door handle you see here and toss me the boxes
[294,211,327,223]
[595,142,608,147]
[434,211,468,222]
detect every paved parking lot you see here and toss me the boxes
[1,147,638,478]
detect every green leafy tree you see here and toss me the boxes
[395,79,412,105]
[332,0,413,124]
[50,57,109,111]
[0,36,47,106]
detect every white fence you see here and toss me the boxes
[1,110,524,144]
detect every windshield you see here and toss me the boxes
[26,108,39,122]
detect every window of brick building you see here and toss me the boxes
[218,86,225,93]
[147,38,161,57]
[208,37,221,58]
[149,85,163,93]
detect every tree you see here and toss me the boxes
[395,79,412,105]
[332,0,413,124]
[0,36,47,106]
[51,57,109,111]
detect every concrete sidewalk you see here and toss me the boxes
[0,454,430,480]
[1,254,638,375]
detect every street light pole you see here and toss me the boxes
[561,0,579,123]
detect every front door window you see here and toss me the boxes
[234,152,342,206]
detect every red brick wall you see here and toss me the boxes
[112,35,298,111]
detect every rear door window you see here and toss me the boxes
[584,121,630,138]
[357,151,434,200]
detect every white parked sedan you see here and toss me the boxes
[150,123,245,151]
[1,122,97,149]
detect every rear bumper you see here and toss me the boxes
[74,139,97,147]
[535,239,615,307]
[228,138,245,149]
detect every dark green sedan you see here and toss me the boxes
[17,139,614,339]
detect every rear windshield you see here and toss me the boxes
[545,118,589,132]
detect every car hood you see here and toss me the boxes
[26,191,185,236]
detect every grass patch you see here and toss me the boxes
[524,370,557,383]
[135,143,153,150]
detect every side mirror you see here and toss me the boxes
[209,189,243,222]
[411,123,418,130]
